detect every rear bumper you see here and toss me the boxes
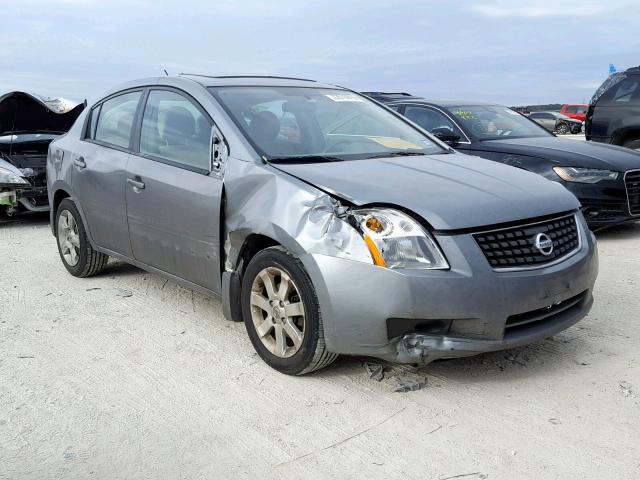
[301,215,598,364]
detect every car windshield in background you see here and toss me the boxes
[209,86,444,161]
[449,105,551,140]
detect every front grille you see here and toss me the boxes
[505,290,588,335]
[625,170,640,215]
[474,214,580,269]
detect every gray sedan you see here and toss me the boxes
[528,111,583,134]
[47,75,598,374]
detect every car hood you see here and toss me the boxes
[272,153,579,230]
[0,91,84,135]
[0,155,24,178]
[479,136,640,171]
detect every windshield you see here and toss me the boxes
[448,105,551,140]
[209,86,444,161]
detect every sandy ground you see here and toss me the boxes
[1,213,639,480]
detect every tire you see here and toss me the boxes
[623,139,640,151]
[555,122,569,135]
[241,246,337,375]
[570,124,581,134]
[55,198,109,277]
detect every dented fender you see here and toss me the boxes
[222,156,373,273]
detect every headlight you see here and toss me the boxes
[553,166,619,183]
[348,208,449,270]
[0,167,29,185]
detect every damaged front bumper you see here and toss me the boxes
[301,219,598,365]
[395,290,593,363]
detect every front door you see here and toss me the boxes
[72,90,143,256]
[125,88,223,293]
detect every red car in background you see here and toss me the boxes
[560,104,588,121]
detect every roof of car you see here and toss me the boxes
[178,74,341,89]
[387,99,502,108]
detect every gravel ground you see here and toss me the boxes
[1,213,639,480]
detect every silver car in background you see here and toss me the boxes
[47,75,598,374]
[528,111,583,135]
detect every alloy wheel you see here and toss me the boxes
[249,266,305,358]
[57,210,81,266]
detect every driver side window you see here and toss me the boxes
[404,106,462,137]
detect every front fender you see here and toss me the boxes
[223,158,372,272]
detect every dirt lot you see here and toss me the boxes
[1,213,639,480]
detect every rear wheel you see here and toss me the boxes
[241,246,337,375]
[55,199,109,277]
[623,139,640,151]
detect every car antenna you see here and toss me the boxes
[163,69,169,76]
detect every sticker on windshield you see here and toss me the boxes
[325,92,364,102]
[367,136,421,150]
[453,109,476,120]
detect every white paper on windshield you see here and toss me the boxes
[325,92,364,102]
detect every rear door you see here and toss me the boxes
[72,90,143,256]
[125,88,224,293]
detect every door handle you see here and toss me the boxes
[73,157,86,169]
[127,178,145,190]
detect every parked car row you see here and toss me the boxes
[46,75,600,375]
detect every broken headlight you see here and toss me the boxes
[0,167,28,185]
[349,208,449,270]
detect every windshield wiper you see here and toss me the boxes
[268,155,344,164]
[365,151,427,159]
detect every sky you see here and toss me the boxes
[1,0,638,106]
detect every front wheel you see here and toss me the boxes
[241,246,337,375]
[555,122,569,135]
[55,198,109,277]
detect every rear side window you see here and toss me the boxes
[611,79,639,102]
[93,91,142,148]
[139,90,212,171]
[88,104,101,138]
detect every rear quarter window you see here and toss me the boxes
[93,91,142,149]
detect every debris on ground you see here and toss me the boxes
[113,287,133,298]
[548,418,561,425]
[619,381,633,397]
[364,362,385,382]
[393,376,426,393]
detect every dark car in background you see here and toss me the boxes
[528,111,582,135]
[0,91,84,216]
[363,92,640,227]
[586,66,640,151]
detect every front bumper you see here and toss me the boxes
[563,180,639,226]
[301,216,598,364]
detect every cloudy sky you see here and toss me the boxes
[1,0,638,105]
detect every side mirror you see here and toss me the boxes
[431,127,461,144]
